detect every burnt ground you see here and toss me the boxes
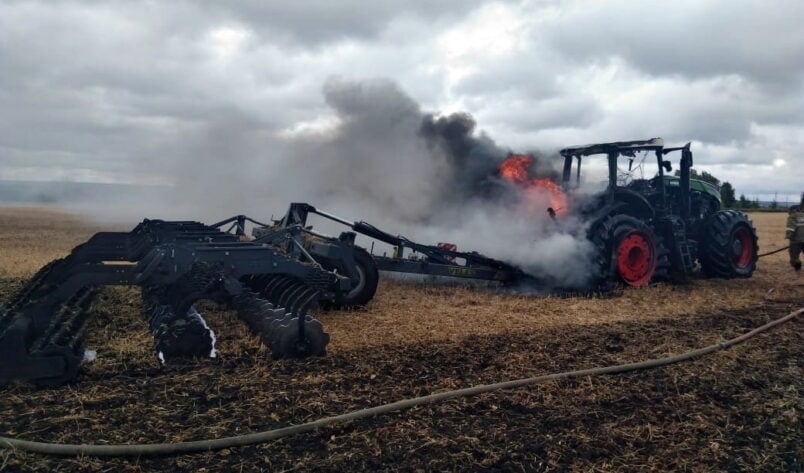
[0,280,801,472]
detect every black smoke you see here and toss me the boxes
[419,112,506,200]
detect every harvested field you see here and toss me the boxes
[0,206,801,472]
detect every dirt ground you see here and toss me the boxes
[0,206,801,472]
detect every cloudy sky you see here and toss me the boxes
[1,0,802,209]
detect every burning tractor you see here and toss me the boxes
[555,138,758,286]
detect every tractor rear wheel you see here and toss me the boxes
[698,210,758,278]
[592,214,661,287]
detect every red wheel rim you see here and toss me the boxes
[616,231,656,286]
[732,227,754,268]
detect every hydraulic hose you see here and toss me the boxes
[1,307,800,458]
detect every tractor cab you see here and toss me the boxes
[559,138,722,222]
[559,138,669,218]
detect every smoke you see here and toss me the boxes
[270,77,593,287]
[70,77,596,288]
[418,112,506,204]
[410,201,594,288]
[281,78,447,224]
[276,78,521,226]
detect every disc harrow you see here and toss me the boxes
[0,217,347,386]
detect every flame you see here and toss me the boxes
[499,154,533,184]
[499,154,568,215]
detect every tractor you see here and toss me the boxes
[559,138,758,286]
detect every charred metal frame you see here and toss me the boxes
[256,203,523,284]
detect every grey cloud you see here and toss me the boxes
[451,48,565,100]
[202,0,493,47]
[476,94,603,132]
[445,1,803,154]
[451,48,602,134]
[542,0,804,88]
[591,75,804,148]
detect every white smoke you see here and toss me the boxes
[408,199,594,288]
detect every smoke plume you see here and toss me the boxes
[79,77,596,288]
[272,78,593,287]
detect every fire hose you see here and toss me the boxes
[0,307,800,457]
[758,245,790,258]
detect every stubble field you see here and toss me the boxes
[0,206,801,472]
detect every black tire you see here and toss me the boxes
[590,214,660,287]
[698,210,758,278]
[652,235,672,281]
[331,248,379,309]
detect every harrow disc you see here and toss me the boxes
[271,317,329,359]
[230,285,329,359]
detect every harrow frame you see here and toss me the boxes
[0,218,348,386]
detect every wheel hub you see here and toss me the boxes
[616,231,656,286]
[732,227,754,268]
[346,264,366,299]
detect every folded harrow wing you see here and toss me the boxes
[0,218,348,386]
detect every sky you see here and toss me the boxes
[0,0,802,208]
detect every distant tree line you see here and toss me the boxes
[677,169,721,187]
[721,183,783,209]
[674,168,723,188]
[675,168,770,209]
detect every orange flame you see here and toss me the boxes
[499,154,533,184]
[499,154,567,215]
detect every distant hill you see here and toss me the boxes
[0,180,161,204]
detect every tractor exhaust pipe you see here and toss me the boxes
[679,144,692,221]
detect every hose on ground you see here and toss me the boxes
[1,307,800,458]
[757,245,790,258]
